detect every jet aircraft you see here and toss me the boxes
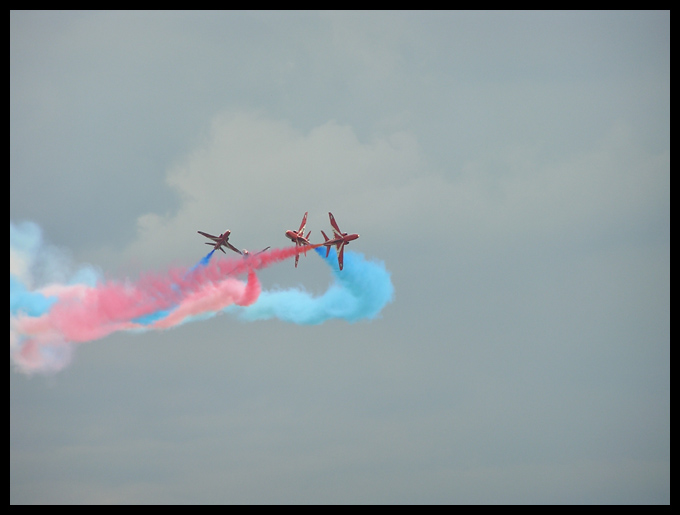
[242,246,271,257]
[285,211,313,268]
[197,230,242,255]
[320,212,359,271]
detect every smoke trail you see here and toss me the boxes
[10,222,393,374]
[234,247,394,324]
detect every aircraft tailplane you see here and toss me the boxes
[321,230,331,258]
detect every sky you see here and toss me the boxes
[10,11,669,504]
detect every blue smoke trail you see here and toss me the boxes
[191,249,216,271]
[10,222,56,317]
[233,247,394,324]
[10,275,56,317]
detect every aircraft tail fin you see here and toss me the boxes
[321,230,331,258]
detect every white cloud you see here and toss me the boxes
[115,111,423,268]
[111,111,667,273]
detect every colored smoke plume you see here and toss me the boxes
[10,221,394,374]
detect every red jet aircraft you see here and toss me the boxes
[320,212,359,271]
[197,230,242,255]
[285,211,313,268]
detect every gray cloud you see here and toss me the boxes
[11,11,669,504]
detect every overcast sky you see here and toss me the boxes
[10,11,669,504]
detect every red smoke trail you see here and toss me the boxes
[191,243,323,281]
[11,243,323,373]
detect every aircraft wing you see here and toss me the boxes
[337,241,346,270]
[198,231,220,242]
[226,242,243,255]
[328,212,343,239]
[298,212,308,233]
